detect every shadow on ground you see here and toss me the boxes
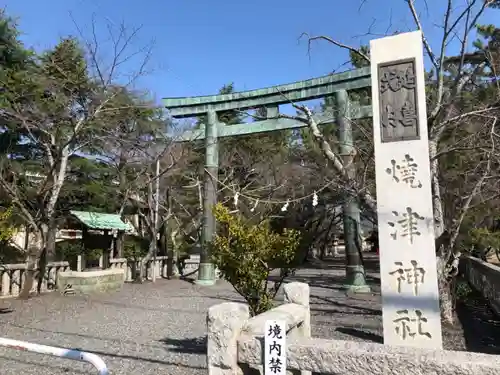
[267,254,381,293]
[159,336,207,354]
[205,255,383,317]
[276,273,381,293]
[302,254,380,272]
[457,286,500,355]
[335,327,383,343]
[310,294,381,316]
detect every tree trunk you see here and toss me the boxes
[23,225,30,251]
[19,224,44,299]
[115,232,124,258]
[18,146,70,298]
[19,220,58,299]
[167,229,180,279]
[428,140,457,325]
[45,221,57,260]
[159,225,166,257]
[18,249,37,299]
[437,255,455,325]
[429,140,445,237]
[37,221,56,295]
[139,237,157,282]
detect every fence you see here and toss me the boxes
[0,261,70,298]
[0,254,203,297]
[108,254,202,282]
[461,255,500,315]
[0,337,108,374]
[207,282,500,375]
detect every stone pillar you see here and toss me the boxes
[207,302,249,375]
[370,31,442,348]
[1,271,10,296]
[156,260,161,279]
[333,237,339,257]
[284,282,311,375]
[77,255,83,272]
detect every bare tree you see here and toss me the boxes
[298,0,500,323]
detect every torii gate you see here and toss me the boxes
[163,68,372,287]
[164,31,444,349]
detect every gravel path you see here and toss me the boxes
[0,254,494,374]
[0,279,233,375]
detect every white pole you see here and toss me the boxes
[152,158,160,282]
[0,337,109,375]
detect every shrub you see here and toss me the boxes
[468,227,500,260]
[210,203,301,316]
[0,206,22,263]
[55,239,83,268]
[0,207,15,243]
[123,236,149,261]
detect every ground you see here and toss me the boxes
[0,254,498,374]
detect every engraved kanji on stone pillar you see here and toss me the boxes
[371,31,442,350]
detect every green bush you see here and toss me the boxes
[210,203,301,316]
[0,207,15,242]
[86,248,103,261]
[55,241,103,269]
[55,239,84,261]
[0,207,22,263]
[468,227,500,260]
[123,236,149,261]
[453,279,473,302]
[469,227,500,249]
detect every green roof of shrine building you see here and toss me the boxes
[70,210,132,231]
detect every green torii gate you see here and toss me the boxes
[163,67,373,287]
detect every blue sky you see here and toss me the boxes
[4,0,498,106]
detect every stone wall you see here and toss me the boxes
[238,335,500,375]
[207,281,500,375]
[57,268,125,294]
[462,255,500,315]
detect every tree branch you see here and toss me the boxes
[299,32,370,63]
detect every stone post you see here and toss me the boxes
[370,31,442,348]
[207,302,249,375]
[1,271,10,296]
[77,255,83,272]
[333,237,339,257]
[284,282,311,375]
